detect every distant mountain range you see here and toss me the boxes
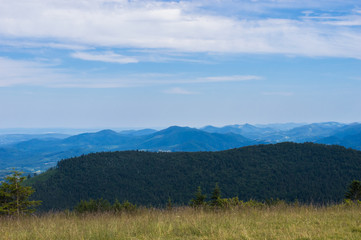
[201,122,349,143]
[1,122,360,177]
[0,133,70,145]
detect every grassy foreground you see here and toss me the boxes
[1,205,361,240]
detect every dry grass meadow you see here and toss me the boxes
[1,204,361,240]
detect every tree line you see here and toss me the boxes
[62,181,361,213]
[2,170,361,215]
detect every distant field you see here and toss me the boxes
[2,204,361,240]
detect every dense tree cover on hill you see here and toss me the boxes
[27,142,361,211]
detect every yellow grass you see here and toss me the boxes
[1,204,361,240]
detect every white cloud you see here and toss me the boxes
[302,14,361,27]
[0,40,88,50]
[0,57,69,87]
[164,87,198,95]
[0,57,136,88]
[71,51,139,64]
[137,75,261,85]
[0,57,261,88]
[0,0,361,58]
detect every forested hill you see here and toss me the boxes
[28,142,361,210]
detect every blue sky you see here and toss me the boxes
[0,0,361,129]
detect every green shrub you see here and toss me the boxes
[74,198,111,213]
[74,198,137,213]
[242,199,265,208]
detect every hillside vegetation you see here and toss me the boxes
[28,142,361,210]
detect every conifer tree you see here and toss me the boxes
[210,183,222,207]
[167,196,173,210]
[345,180,361,201]
[190,186,206,207]
[0,171,41,215]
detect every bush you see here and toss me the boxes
[219,197,242,208]
[343,199,361,207]
[74,198,136,213]
[74,198,111,213]
[242,199,265,208]
[264,198,287,207]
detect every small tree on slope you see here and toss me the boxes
[0,171,41,215]
[210,183,223,207]
[190,186,207,207]
[345,180,361,202]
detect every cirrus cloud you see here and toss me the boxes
[71,51,139,64]
[0,57,261,88]
[164,87,198,95]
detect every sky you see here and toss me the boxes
[0,0,361,129]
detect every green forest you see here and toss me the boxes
[26,142,361,211]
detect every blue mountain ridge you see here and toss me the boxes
[0,122,360,179]
[0,126,258,177]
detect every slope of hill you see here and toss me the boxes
[201,124,277,139]
[118,128,157,136]
[137,126,257,151]
[254,122,306,131]
[317,123,361,150]
[28,142,361,210]
[283,122,346,142]
[201,122,349,143]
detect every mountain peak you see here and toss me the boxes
[160,126,193,133]
[97,129,118,135]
